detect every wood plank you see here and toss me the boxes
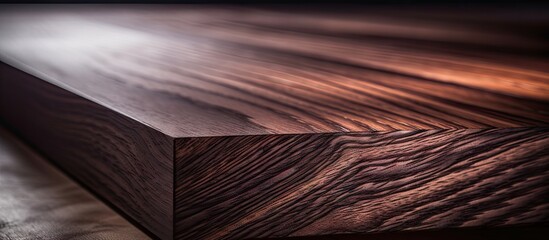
[0,4,548,240]
[0,126,150,240]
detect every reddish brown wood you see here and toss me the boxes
[0,4,548,240]
[0,5,547,137]
[175,128,549,239]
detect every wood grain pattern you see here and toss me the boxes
[281,224,549,240]
[175,128,549,239]
[0,4,548,240]
[0,5,547,137]
[0,62,173,239]
[0,126,150,240]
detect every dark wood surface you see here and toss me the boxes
[282,224,549,240]
[0,4,548,240]
[0,62,174,239]
[0,126,150,240]
[175,127,549,239]
[0,5,547,137]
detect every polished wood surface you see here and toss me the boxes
[0,4,548,240]
[0,126,150,240]
[0,5,547,137]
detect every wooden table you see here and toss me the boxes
[0,4,548,240]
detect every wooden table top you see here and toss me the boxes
[0,5,548,137]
